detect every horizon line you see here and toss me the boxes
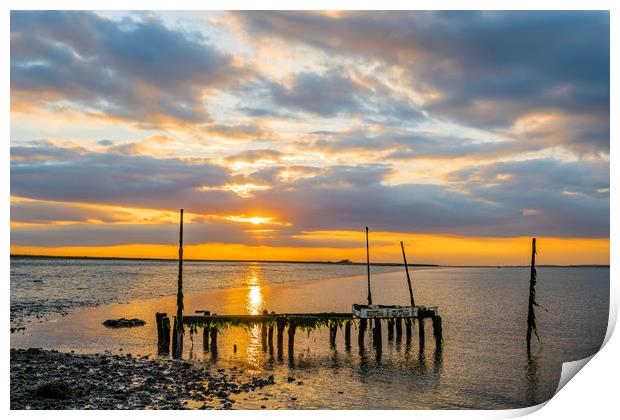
[9,254,609,268]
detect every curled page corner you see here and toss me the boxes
[554,355,595,396]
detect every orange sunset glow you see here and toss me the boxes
[10,11,609,265]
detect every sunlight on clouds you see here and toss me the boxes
[9,11,609,265]
[224,215,286,226]
[198,183,272,198]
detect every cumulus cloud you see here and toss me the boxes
[11,11,250,128]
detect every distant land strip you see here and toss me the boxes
[8,254,609,268]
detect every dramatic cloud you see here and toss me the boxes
[11,11,249,128]
[267,72,365,117]
[11,144,232,204]
[10,144,610,240]
[9,11,610,261]
[236,11,609,151]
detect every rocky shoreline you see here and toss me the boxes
[10,348,276,409]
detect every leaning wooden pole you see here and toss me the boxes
[400,241,415,307]
[526,237,540,356]
[173,209,185,357]
[366,226,373,305]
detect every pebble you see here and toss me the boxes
[10,348,277,410]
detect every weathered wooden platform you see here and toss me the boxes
[156,309,443,359]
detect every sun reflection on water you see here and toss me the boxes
[243,264,264,365]
[245,264,264,315]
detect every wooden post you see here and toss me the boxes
[400,241,415,307]
[418,317,425,350]
[329,323,337,349]
[157,313,170,355]
[358,318,367,348]
[162,315,171,353]
[527,237,539,356]
[174,209,184,358]
[268,325,274,352]
[288,321,297,359]
[210,327,218,354]
[395,318,403,343]
[373,319,382,350]
[387,319,395,342]
[344,322,351,351]
[261,323,268,351]
[276,318,285,360]
[203,325,210,352]
[405,318,412,351]
[156,312,164,350]
[172,316,183,359]
[432,316,443,350]
[260,310,268,352]
[366,227,372,305]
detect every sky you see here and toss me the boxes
[10,11,610,265]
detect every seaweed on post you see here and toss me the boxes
[527,237,544,356]
[175,209,184,343]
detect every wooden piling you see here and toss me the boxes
[261,323,267,351]
[373,319,382,349]
[203,325,210,352]
[174,209,185,358]
[527,237,540,356]
[329,323,338,349]
[268,324,274,352]
[156,312,164,351]
[344,322,351,351]
[162,315,171,352]
[358,318,367,348]
[172,316,183,358]
[387,319,395,342]
[156,313,171,354]
[395,318,403,343]
[366,226,372,305]
[288,321,297,359]
[432,316,443,349]
[405,318,412,341]
[276,318,285,359]
[400,241,415,307]
[418,317,425,350]
[209,327,218,354]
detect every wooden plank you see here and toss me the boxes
[181,312,438,324]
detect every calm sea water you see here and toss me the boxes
[10,258,400,324]
[10,258,609,409]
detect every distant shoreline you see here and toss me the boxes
[9,254,434,267]
[9,254,608,268]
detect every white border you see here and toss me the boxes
[3,2,617,419]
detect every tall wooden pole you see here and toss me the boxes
[366,226,373,305]
[400,241,415,307]
[526,237,538,356]
[176,209,184,336]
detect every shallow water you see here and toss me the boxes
[10,258,400,324]
[10,260,609,409]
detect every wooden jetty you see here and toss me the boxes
[156,212,443,359]
[156,308,443,358]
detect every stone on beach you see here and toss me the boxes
[35,382,71,400]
